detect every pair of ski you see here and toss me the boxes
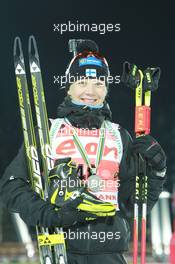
[14,36,67,264]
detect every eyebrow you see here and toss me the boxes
[76,79,105,84]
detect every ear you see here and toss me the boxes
[67,89,73,98]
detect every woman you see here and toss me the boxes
[0,40,167,264]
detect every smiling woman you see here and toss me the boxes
[0,38,167,264]
[67,78,107,107]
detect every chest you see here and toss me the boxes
[50,119,123,180]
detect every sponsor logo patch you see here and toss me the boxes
[79,57,102,67]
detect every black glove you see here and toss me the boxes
[121,61,140,89]
[48,158,116,217]
[55,196,97,227]
[48,157,81,207]
[41,196,97,228]
[121,62,161,93]
[142,67,161,92]
[132,135,166,171]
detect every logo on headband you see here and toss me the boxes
[85,69,97,77]
[79,56,102,67]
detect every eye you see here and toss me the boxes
[77,80,86,86]
[95,81,105,87]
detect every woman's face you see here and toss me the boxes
[67,78,107,106]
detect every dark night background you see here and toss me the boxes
[1,0,175,191]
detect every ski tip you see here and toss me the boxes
[28,35,39,58]
[28,35,36,45]
[13,37,23,58]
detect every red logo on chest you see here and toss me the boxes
[56,139,118,158]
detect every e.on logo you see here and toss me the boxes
[56,139,118,159]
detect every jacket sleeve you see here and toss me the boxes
[118,127,167,216]
[0,143,61,228]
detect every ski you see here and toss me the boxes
[28,35,67,264]
[13,37,43,195]
[14,36,67,264]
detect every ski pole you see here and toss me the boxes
[134,69,151,264]
[121,62,160,264]
[134,67,160,264]
[133,69,145,264]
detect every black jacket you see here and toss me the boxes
[0,125,166,253]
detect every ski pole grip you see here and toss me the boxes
[135,106,151,135]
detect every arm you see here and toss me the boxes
[0,144,97,228]
[0,144,61,227]
[118,127,166,216]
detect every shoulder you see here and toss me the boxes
[106,120,132,145]
[49,117,64,133]
[49,117,64,127]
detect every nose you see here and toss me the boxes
[84,83,95,95]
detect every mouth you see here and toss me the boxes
[80,98,98,105]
